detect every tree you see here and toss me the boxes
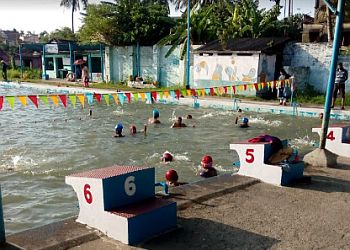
[60,0,88,33]
[39,27,77,43]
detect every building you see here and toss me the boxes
[0,30,21,47]
[21,33,40,44]
[193,37,290,92]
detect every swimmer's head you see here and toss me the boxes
[162,152,174,162]
[177,116,182,123]
[319,113,324,119]
[241,117,249,124]
[201,155,213,169]
[238,109,242,113]
[115,123,123,134]
[130,124,137,134]
[165,169,178,182]
[153,109,160,119]
[187,114,192,119]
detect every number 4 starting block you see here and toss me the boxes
[230,140,304,186]
[312,124,350,158]
[66,166,177,245]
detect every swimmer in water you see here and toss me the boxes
[129,124,147,135]
[148,109,161,124]
[239,117,249,128]
[114,123,124,137]
[165,169,187,187]
[161,152,174,162]
[89,109,92,116]
[319,113,324,119]
[186,114,193,119]
[171,116,187,128]
[199,155,217,178]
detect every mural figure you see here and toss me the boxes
[212,64,223,81]
[259,58,268,82]
[242,68,257,82]
[225,66,238,81]
[195,61,209,75]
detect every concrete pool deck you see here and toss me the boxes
[1,81,350,120]
[3,156,350,249]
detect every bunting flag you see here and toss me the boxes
[0,96,3,111]
[187,90,191,96]
[39,95,49,105]
[201,89,206,96]
[181,89,187,97]
[28,95,38,108]
[94,93,102,104]
[77,94,85,108]
[145,92,151,102]
[58,95,67,108]
[103,94,110,106]
[118,93,125,106]
[18,96,27,107]
[111,93,118,105]
[125,93,131,103]
[6,96,15,109]
[140,92,146,102]
[86,93,94,105]
[133,93,138,102]
[232,86,236,94]
[50,95,59,107]
[159,92,164,100]
[209,88,214,96]
[164,91,169,98]
[151,92,157,101]
[254,83,258,91]
[69,94,77,108]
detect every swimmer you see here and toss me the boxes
[186,114,193,119]
[239,117,249,128]
[165,169,187,187]
[199,155,217,178]
[89,109,92,116]
[319,113,324,119]
[114,123,124,137]
[162,152,174,162]
[148,109,161,124]
[171,116,187,128]
[130,124,137,134]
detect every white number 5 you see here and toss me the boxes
[124,176,136,196]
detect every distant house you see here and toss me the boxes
[1,30,21,47]
[21,33,40,44]
[193,37,290,91]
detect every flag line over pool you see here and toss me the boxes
[0,79,291,110]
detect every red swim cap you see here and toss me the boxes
[162,152,173,162]
[165,169,178,182]
[201,155,213,169]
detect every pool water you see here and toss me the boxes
[0,86,325,234]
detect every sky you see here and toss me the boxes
[0,0,315,34]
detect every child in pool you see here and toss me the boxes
[199,155,217,178]
[165,169,186,187]
[114,123,124,137]
[129,124,147,135]
[148,109,161,124]
[161,152,174,162]
[171,116,187,128]
[239,117,249,128]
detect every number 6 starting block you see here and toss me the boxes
[66,166,177,245]
[230,140,304,186]
[312,124,350,158]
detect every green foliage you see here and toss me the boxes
[39,27,77,42]
[5,68,41,80]
[79,1,175,46]
[60,0,88,32]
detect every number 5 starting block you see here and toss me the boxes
[230,140,304,186]
[66,166,177,245]
[312,124,350,158]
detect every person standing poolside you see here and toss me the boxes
[331,63,348,110]
[1,60,8,81]
[82,64,89,87]
[278,68,291,106]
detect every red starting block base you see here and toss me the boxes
[312,124,350,158]
[230,140,304,186]
[66,166,177,245]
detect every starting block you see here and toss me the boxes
[66,166,177,245]
[312,124,350,158]
[230,140,304,186]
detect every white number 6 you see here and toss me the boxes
[124,176,136,196]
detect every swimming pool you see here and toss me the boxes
[0,85,326,234]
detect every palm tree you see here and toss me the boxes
[60,0,88,33]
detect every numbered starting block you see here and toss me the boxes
[66,166,177,245]
[230,140,304,186]
[312,124,350,158]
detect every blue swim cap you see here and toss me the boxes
[153,109,160,119]
[115,123,123,130]
[242,117,249,124]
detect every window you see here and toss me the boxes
[45,57,54,70]
[90,57,102,73]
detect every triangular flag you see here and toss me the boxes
[103,94,110,106]
[181,90,187,97]
[164,91,169,98]
[0,96,3,111]
[175,90,180,99]
[201,89,206,96]
[224,86,228,94]
[133,93,139,102]
[146,92,152,102]
[6,96,15,109]
[58,95,67,108]
[28,95,38,108]
[50,95,59,107]
[151,92,157,101]
[191,89,197,96]
[125,93,131,103]
[77,94,85,108]
[254,83,258,91]
[18,96,27,107]
[170,90,175,99]
[187,90,192,96]
[39,95,49,105]
[69,94,77,108]
[232,86,236,94]
[111,93,118,105]
[218,87,224,95]
[210,88,214,96]
[94,93,102,104]
[140,92,145,102]
[86,93,94,105]
[244,84,247,91]
[159,92,164,100]
[205,88,210,95]
[118,93,125,106]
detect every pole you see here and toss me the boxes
[69,42,73,74]
[19,45,23,79]
[185,0,191,89]
[100,44,104,82]
[320,0,345,149]
[0,185,5,244]
[88,53,92,82]
[42,44,46,79]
